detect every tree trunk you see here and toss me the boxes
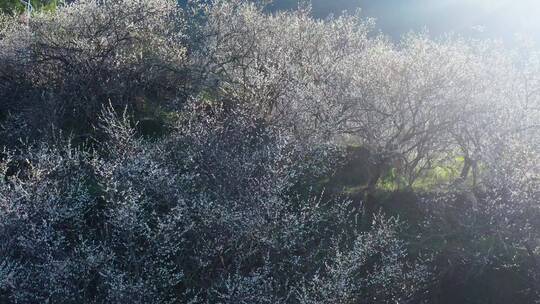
[362,157,386,229]
[460,155,472,180]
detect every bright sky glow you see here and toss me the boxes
[360,0,540,40]
[272,0,540,41]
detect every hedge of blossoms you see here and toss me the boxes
[0,101,429,303]
[2,0,540,303]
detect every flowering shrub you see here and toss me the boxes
[3,0,540,303]
[0,0,189,144]
[0,102,429,303]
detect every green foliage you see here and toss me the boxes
[0,0,59,15]
[411,156,464,191]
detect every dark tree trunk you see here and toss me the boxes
[461,155,472,180]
